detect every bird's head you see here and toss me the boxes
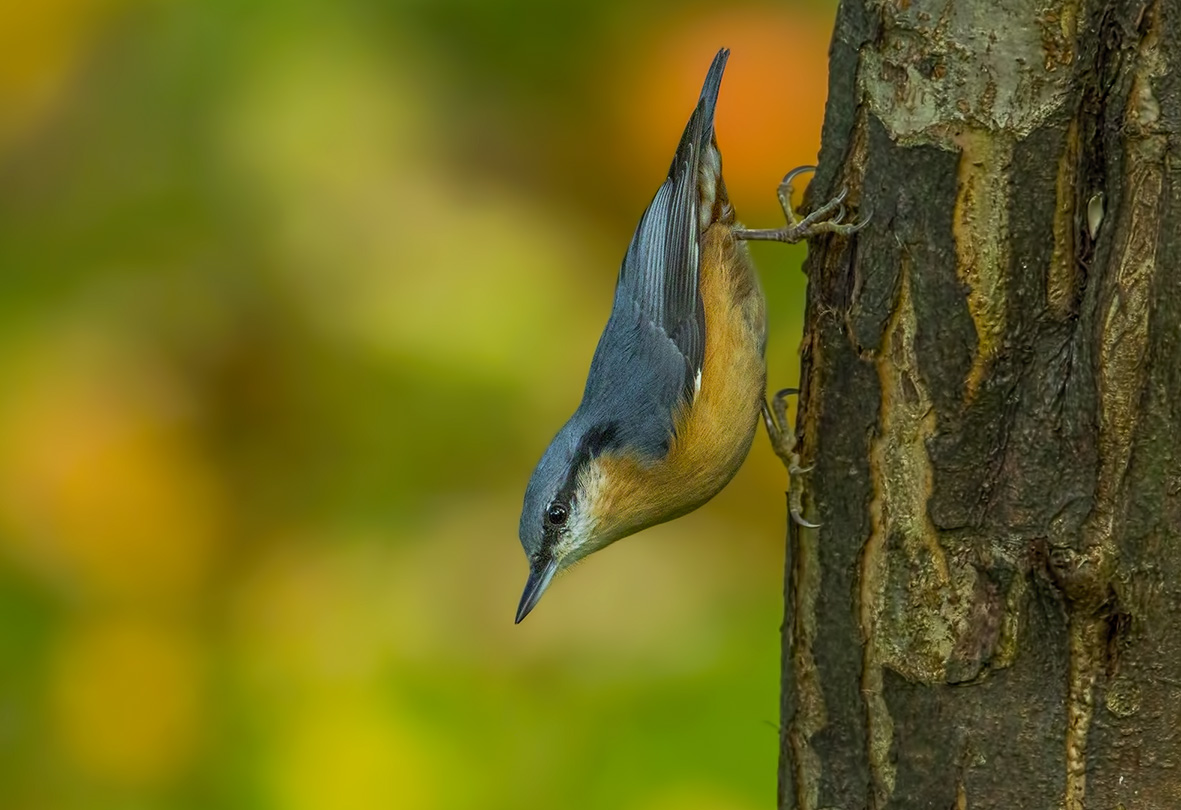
[516,418,634,623]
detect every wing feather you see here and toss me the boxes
[577,49,729,459]
[615,49,727,400]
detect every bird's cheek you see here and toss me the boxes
[548,535,577,569]
[552,528,599,572]
[552,553,573,574]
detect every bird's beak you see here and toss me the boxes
[515,557,558,624]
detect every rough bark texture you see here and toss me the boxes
[781,0,1180,808]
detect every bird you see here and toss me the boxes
[515,48,865,624]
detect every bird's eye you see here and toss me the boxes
[545,502,568,527]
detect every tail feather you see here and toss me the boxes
[696,48,728,141]
[668,48,728,181]
[612,47,730,407]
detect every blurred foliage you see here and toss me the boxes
[0,0,836,807]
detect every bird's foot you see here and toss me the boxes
[762,387,819,528]
[734,165,870,243]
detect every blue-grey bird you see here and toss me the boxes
[516,48,864,623]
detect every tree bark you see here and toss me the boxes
[781,0,1180,807]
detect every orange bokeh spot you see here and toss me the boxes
[0,330,223,602]
[0,0,136,152]
[50,617,204,786]
[617,7,834,218]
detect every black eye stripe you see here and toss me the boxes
[541,420,621,542]
[581,422,620,457]
[556,421,620,502]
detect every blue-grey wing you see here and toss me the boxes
[577,49,728,459]
[616,49,726,399]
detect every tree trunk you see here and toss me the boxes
[781,0,1180,807]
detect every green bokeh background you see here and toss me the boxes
[0,1,835,807]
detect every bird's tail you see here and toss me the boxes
[669,48,728,178]
[669,48,730,231]
[696,47,728,143]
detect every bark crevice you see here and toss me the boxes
[782,0,1178,807]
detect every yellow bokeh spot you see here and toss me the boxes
[271,699,434,810]
[0,328,223,601]
[50,617,203,786]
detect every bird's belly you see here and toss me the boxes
[594,224,765,540]
[662,223,766,510]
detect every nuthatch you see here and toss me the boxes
[516,48,865,623]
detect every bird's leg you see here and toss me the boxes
[762,387,819,528]
[734,165,870,243]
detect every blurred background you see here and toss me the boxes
[0,0,835,808]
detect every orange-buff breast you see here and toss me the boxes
[585,222,766,543]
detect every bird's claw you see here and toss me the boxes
[762,388,819,528]
[790,504,821,530]
[735,165,870,243]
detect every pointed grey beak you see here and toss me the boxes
[515,557,558,624]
